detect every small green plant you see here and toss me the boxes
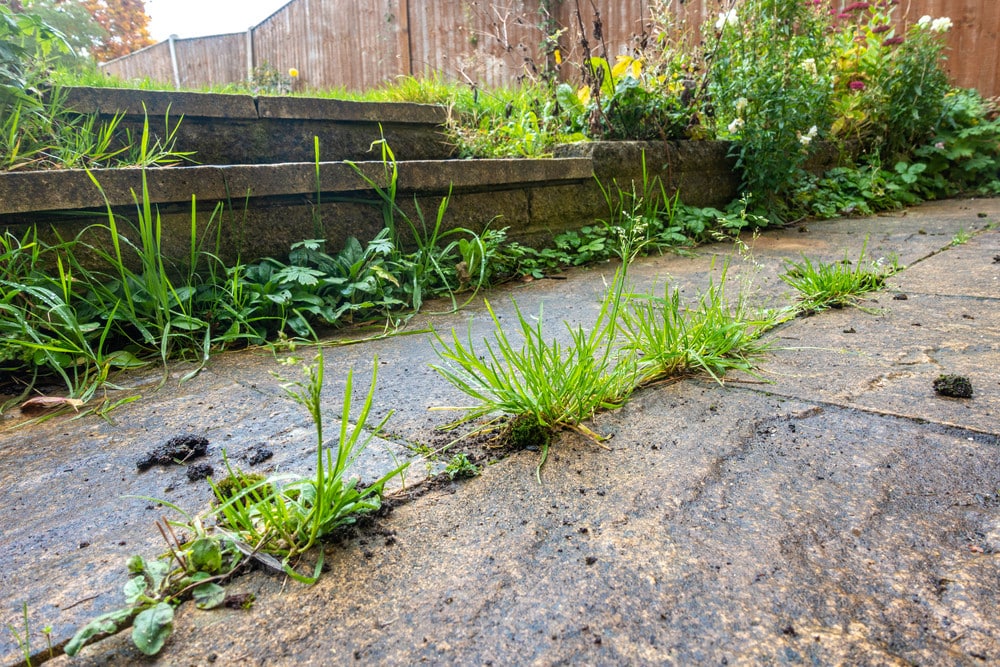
[65,520,244,657]
[950,228,972,246]
[619,262,775,385]
[780,242,898,313]
[444,452,480,480]
[431,264,635,481]
[67,354,406,657]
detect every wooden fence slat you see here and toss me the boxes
[98,0,998,97]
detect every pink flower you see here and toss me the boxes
[844,2,871,11]
[849,80,866,90]
[881,36,904,46]
[872,24,891,34]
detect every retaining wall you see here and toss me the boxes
[2,88,756,270]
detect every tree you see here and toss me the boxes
[18,0,106,65]
[80,0,153,61]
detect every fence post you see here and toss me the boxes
[246,28,254,83]
[397,0,412,77]
[167,34,181,88]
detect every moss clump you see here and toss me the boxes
[933,374,973,399]
[502,414,553,451]
[213,471,271,508]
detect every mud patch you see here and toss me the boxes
[136,434,209,470]
[239,444,274,466]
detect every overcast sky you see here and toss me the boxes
[144,0,292,41]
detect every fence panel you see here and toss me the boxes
[250,0,404,91]
[173,34,247,89]
[99,0,998,97]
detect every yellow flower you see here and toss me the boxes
[611,55,642,80]
[554,49,562,65]
[288,68,299,78]
[577,85,591,106]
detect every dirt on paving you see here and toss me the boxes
[1,198,998,666]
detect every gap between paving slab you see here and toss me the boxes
[2,199,998,665]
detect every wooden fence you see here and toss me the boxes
[101,0,999,97]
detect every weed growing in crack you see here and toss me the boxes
[444,453,481,480]
[66,354,407,657]
[620,261,777,385]
[431,260,636,481]
[780,240,899,313]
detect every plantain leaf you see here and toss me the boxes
[131,602,174,655]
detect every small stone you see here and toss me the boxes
[933,374,973,399]
[893,293,908,300]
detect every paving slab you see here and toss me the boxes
[1,198,998,665]
[759,227,1000,433]
[62,386,1000,666]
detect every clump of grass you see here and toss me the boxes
[431,267,635,481]
[210,353,407,583]
[780,241,899,313]
[620,262,776,385]
[67,354,408,658]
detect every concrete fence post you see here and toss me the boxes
[246,28,254,82]
[167,34,181,88]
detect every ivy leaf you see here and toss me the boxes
[193,582,227,610]
[131,602,174,655]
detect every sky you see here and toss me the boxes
[144,0,292,42]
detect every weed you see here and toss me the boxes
[444,453,480,480]
[950,228,971,246]
[431,264,635,481]
[67,355,407,656]
[620,262,776,385]
[780,241,899,313]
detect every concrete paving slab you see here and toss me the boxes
[62,385,1000,665]
[1,198,998,665]
[758,233,999,433]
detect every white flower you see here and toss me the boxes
[735,97,748,115]
[800,58,817,78]
[728,117,745,134]
[798,125,818,146]
[917,15,932,28]
[715,9,738,31]
[930,17,952,33]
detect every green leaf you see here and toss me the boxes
[123,575,147,605]
[189,537,223,573]
[131,602,174,655]
[64,607,135,656]
[192,582,227,610]
[145,559,170,592]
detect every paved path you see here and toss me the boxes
[2,199,998,665]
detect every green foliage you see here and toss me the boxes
[68,355,405,656]
[65,522,243,657]
[431,260,635,479]
[709,0,833,211]
[558,54,695,141]
[444,452,480,480]
[912,90,1000,197]
[780,241,899,313]
[620,262,776,385]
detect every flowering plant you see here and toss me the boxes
[828,1,952,155]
